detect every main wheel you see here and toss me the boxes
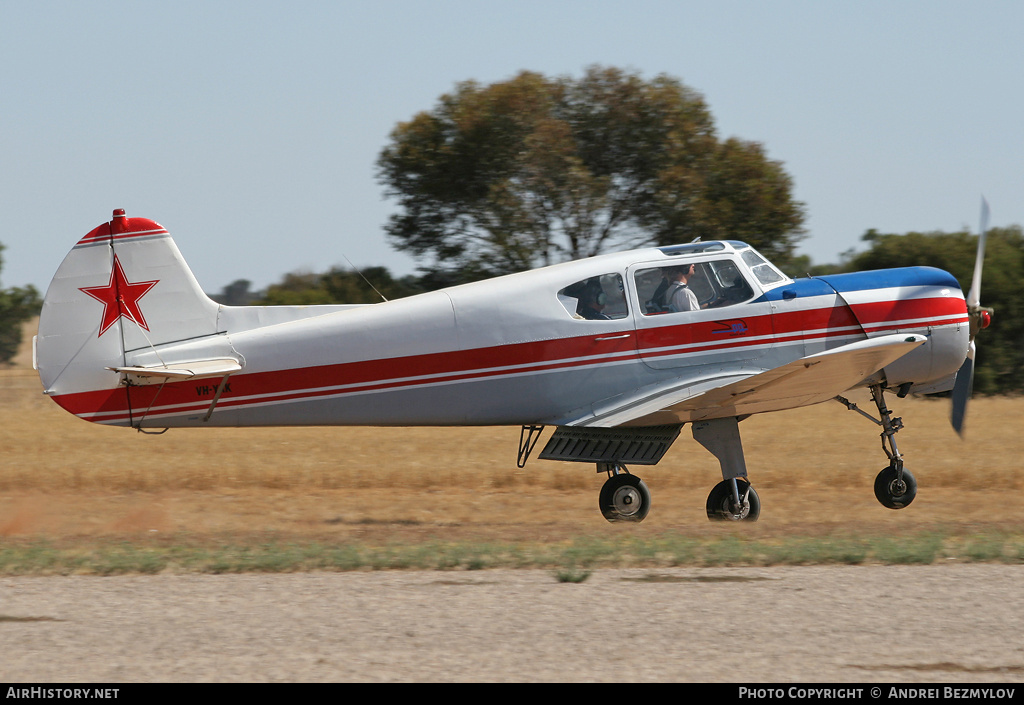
[706,479,760,521]
[599,474,651,523]
[874,465,917,509]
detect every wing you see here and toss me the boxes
[563,333,927,428]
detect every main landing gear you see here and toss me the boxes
[577,418,761,522]
[836,384,917,510]
[692,417,760,522]
[598,464,651,522]
[596,464,761,523]
[593,417,762,523]
[706,478,760,521]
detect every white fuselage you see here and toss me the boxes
[45,242,969,430]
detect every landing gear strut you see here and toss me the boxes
[693,417,760,522]
[836,384,918,510]
[598,464,651,522]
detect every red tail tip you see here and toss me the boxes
[111,208,127,234]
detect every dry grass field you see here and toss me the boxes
[2,320,1023,569]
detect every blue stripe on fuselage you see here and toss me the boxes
[756,266,962,302]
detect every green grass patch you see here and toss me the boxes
[0,531,1021,575]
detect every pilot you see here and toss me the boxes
[664,264,699,312]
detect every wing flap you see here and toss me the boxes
[576,334,927,428]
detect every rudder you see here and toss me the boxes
[36,209,222,423]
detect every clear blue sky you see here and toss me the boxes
[3,0,1022,295]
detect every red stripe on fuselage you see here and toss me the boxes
[57,331,641,421]
[847,297,968,330]
[770,294,967,338]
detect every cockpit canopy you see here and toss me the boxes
[557,241,789,321]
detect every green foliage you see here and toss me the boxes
[0,243,42,365]
[2,531,1020,575]
[212,279,258,306]
[377,66,806,283]
[844,226,1024,394]
[258,266,425,305]
[553,567,592,583]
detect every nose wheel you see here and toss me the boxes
[598,466,651,522]
[874,464,917,509]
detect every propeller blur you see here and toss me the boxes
[951,198,994,436]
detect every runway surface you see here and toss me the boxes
[1,564,1022,682]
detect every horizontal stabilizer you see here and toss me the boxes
[107,358,242,385]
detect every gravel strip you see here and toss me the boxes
[1,565,1022,682]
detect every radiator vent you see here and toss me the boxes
[539,425,682,465]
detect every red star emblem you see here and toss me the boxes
[79,255,159,337]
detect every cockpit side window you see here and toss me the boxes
[635,260,754,315]
[557,273,628,320]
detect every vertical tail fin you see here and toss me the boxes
[36,209,222,421]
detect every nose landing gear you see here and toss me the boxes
[836,384,918,510]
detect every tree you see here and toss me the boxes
[0,243,41,365]
[377,66,805,283]
[211,279,259,306]
[845,226,1024,395]
[258,266,424,305]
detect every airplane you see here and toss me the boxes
[34,207,991,523]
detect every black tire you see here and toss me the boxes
[874,466,917,509]
[706,479,760,521]
[599,474,651,523]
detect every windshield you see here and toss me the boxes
[739,248,788,288]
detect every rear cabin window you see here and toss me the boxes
[634,260,754,315]
[557,274,628,320]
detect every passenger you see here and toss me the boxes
[577,279,611,320]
